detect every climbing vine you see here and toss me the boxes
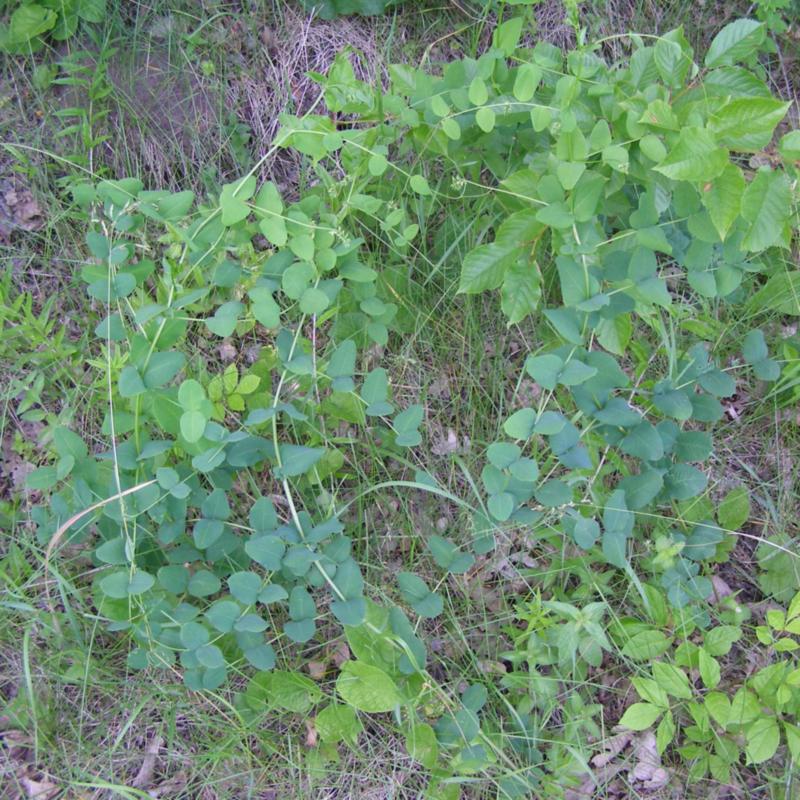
[31,15,800,797]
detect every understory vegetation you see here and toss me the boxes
[1,1,800,798]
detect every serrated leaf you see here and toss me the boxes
[698,649,721,689]
[701,163,744,240]
[653,127,728,182]
[656,710,676,755]
[784,721,800,761]
[709,98,790,152]
[654,38,688,87]
[704,625,742,656]
[779,130,800,162]
[259,670,321,713]
[705,19,765,68]
[458,243,517,294]
[652,662,692,699]
[741,168,791,252]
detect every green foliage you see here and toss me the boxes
[753,0,800,36]
[297,0,401,20]
[24,12,800,796]
[620,589,800,781]
[0,0,105,52]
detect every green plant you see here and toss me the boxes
[291,15,795,596]
[28,12,800,796]
[298,0,402,19]
[296,0,541,19]
[620,590,800,783]
[754,0,800,36]
[0,269,83,426]
[47,38,116,187]
[31,173,493,794]
[0,0,106,53]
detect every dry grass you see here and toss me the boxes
[231,5,392,189]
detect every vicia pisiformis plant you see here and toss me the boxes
[31,15,799,797]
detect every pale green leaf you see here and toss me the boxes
[336,661,401,712]
[709,98,790,152]
[705,19,765,68]
[741,168,791,252]
[653,128,728,182]
[745,716,780,764]
[619,702,662,731]
[701,163,744,240]
[500,259,541,323]
[458,243,516,294]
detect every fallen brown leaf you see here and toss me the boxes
[131,733,163,789]
[592,730,633,769]
[0,181,44,242]
[307,660,327,681]
[1,729,32,761]
[329,640,350,668]
[147,770,188,798]
[19,773,59,800]
[305,719,318,748]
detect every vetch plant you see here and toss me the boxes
[31,13,800,796]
